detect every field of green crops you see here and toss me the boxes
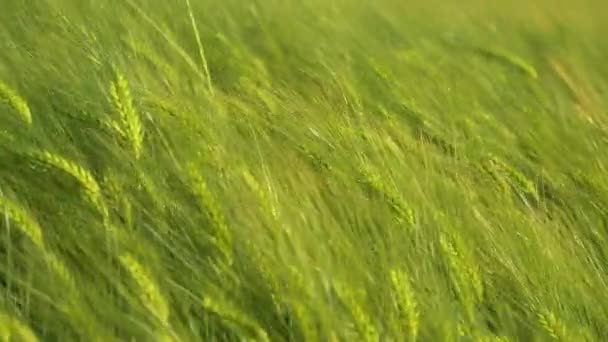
[1,0,608,340]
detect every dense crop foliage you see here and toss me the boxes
[1,0,608,340]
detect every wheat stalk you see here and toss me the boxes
[124,0,208,84]
[478,335,510,342]
[184,0,214,96]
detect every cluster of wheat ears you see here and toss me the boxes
[1,0,607,341]
[0,72,588,341]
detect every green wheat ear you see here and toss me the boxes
[0,195,76,288]
[202,296,270,342]
[0,312,39,342]
[0,80,32,125]
[484,154,539,202]
[28,150,108,220]
[110,70,144,160]
[537,309,571,341]
[241,169,278,220]
[187,163,233,265]
[357,161,415,226]
[389,269,419,341]
[0,195,44,249]
[333,282,379,342]
[119,253,170,326]
[439,233,484,323]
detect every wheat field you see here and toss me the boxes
[1,0,608,341]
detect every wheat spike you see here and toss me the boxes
[485,154,538,201]
[389,269,419,341]
[155,332,180,342]
[0,321,8,342]
[202,296,270,342]
[120,253,170,325]
[538,310,569,341]
[482,48,538,79]
[29,150,108,220]
[439,234,483,322]
[124,37,178,84]
[290,301,318,342]
[0,80,32,125]
[0,194,77,290]
[0,312,39,342]
[44,251,76,288]
[242,169,278,220]
[334,282,379,342]
[110,71,144,159]
[0,195,44,248]
[187,163,232,265]
[358,161,415,226]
